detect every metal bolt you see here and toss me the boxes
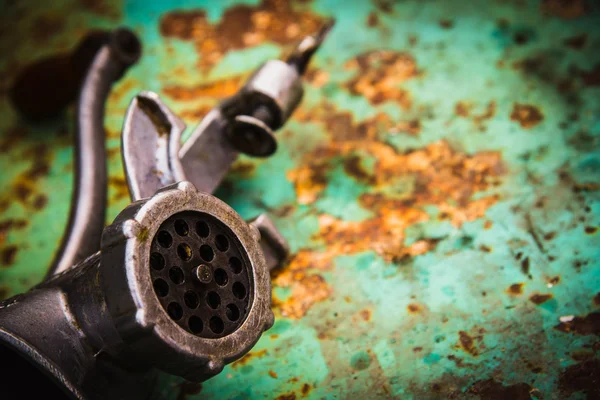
[194,264,212,283]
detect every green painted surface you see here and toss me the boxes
[1,0,599,398]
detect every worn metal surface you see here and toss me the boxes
[0,0,599,399]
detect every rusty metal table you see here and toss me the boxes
[0,0,599,399]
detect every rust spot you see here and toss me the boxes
[564,34,588,50]
[529,293,553,305]
[558,360,600,399]
[391,119,421,136]
[521,257,530,276]
[343,51,419,109]
[541,0,590,20]
[176,382,202,400]
[579,64,600,87]
[548,276,560,286]
[360,309,372,321]
[543,231,556,240]
[276,393,297,400]
[231,349,268,368]
[458,331,479,356]
[413,346,423,352]
[268,370,278,379]
[584,226,598,234]
[159,1,328,71]
[373,0,393,13]
[163,74,245,102]
[571,351,595,362]
[230,160,256,178]
[506,283,524,295]
[455,101,496,131]
[366,12,379,28]
[1,245,18,267]
[407,303,422,314]
[594,293,600,306]
[343,155,375,184]
[108,176,129,202]
[510,104,544,129]
[439,19,454,29]
[467,379,532,400]
[32,194,48,210]
[555,312,600,336]
[479,245,492,253]
[301,383,311,395]
[484,220,493,229]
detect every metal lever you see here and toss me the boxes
[48,28,141,277]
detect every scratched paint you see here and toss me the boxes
[0,0,599,399]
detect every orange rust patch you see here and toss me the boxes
[530,293,554,305]
[554,312,600,336]
[407,303,422,314]
[366,12,380,28]
[276,394,297,400]
[231,349,268,368]
[159,1,328,71]
[458,330,480,356]
[360,309,372,321]
[1,245,18,267]
[108,79,139,104]
[272,249,333,319]
[507,283,524,295]
[288,106,503,260]
[541,0,589,19]
[343,155,375,185]
[268,370,278,379]
[343,50,419,109]
[484,220,493,229]
[301,383,311,395]
[455,101,496,131]
[163,74,246,103]
[390,119,421,136]
[510,103,544,129]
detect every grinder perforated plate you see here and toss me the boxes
[149,211,252,338]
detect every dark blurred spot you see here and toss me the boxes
[176,382,202,400]
[366,12,379,27]
[579,64,600,87]
[439,19,454,29]
[510,104,544,129]
[458,331,478,356]
[467,379,532,400]
[9,30,110,121]
[558,360,600,399]
[507,283,524,295]
[564,34,588,50]
[555,312,600,336]
[520,257,530,276]
[1,246,18,266]
[541,0,590,20]
[529,293,553,305]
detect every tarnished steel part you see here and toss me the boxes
[249,213,290,271]
[0,182,273,398]
[49,28,141,277]
[122,91,186,201]
[234,59,304,128]
[179,108,235,194]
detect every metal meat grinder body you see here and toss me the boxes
[0,23,332,400]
